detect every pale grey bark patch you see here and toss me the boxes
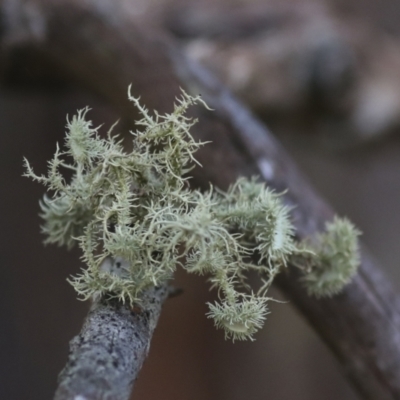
[54,285,168,400]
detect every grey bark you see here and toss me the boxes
[1,1,400,399]
[54,285,169,400]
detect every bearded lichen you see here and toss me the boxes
[301,217,361,297]
[24,88,361,341]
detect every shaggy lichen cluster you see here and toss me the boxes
[24,89,361,341]
[302,217,361,297]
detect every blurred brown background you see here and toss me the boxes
[2,0,400,399]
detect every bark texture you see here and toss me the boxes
[1,1,400,399]
[54,285,169,400]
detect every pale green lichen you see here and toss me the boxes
[301,217,361,297]
[208,296,269,341]
[24,88,361,341]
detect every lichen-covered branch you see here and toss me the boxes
[54,283,169,400]
[2,1,400,399]
[25,90,339,343]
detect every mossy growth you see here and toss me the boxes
[301,217,361,297]
[24,88,361,341]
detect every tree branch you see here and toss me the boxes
[1,1,400,399]
[54,284,169,400]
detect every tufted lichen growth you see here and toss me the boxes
[301,217,361,297]
[207,296,269,341]
[24,88,361,341]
